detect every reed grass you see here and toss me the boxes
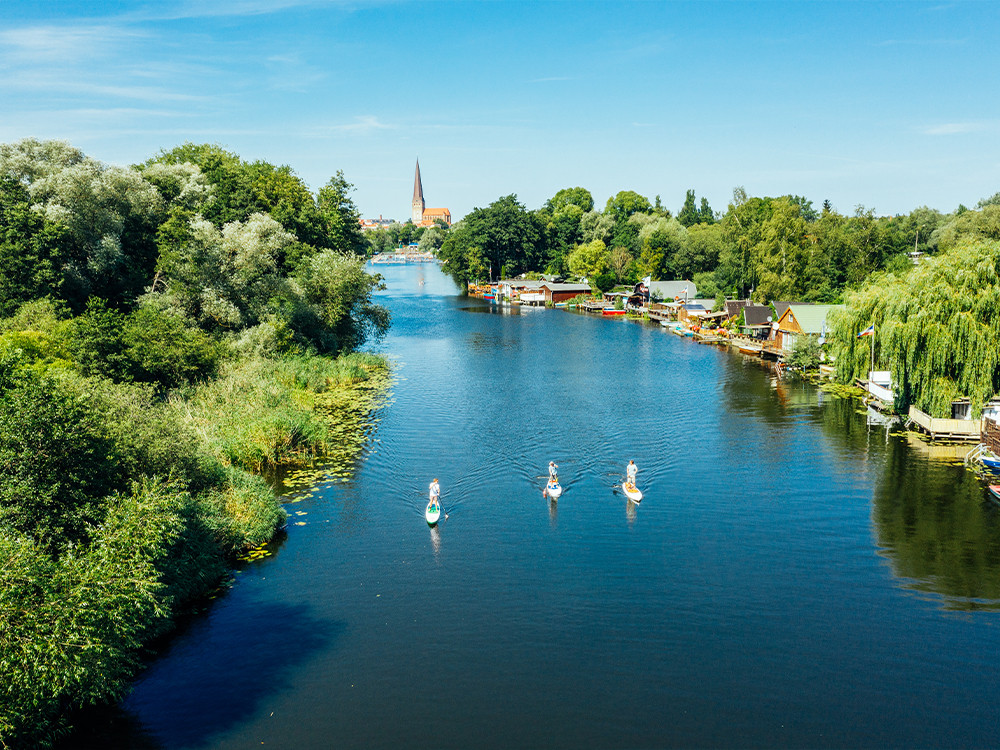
[170,352,390,472]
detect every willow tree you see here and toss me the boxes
[828,239,1000,417]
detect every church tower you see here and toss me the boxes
[411,159,425,223]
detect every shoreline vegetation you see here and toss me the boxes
[0,138,390,748]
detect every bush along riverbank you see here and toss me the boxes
[0,138,392,748]
[0,344,391,748]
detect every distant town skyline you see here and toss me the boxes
[2,1,999,222]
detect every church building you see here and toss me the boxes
[411,159,452,227]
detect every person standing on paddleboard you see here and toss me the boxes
[548,461,558,482]
[626,460,637,488]
[429,478,440,504]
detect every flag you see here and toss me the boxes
[642,275,651,287]
[857,324,875,338]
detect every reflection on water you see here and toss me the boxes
[873,437,1000,610]
[429,524,441,558]
[69,262,1000,750]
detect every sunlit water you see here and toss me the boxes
[73,263,1000,748]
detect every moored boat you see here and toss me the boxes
[989,485,1000,503]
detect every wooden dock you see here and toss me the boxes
[907,405,982,441]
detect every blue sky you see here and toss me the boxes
[2,1,998,221]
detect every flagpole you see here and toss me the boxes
[870,323,875,375]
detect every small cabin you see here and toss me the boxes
[542,282,592,304]
[773,303,845,351]
[740,304,773,340]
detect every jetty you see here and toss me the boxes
[907,406,983,441]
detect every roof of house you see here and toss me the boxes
[689,299,716,310]
[423,207,451,216]
[647,280,697,299]
[724,299,750,319]
[742,304,773,327]
[778,304,845,334]
[772,301,793,321]
[501,279,546,290]
[542,283,592,292]
[681,303,708,311]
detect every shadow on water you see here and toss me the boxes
[61,602,341,749]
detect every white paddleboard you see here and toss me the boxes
[623,483,642,503]
[545,481,562,499]
[425,496,441,525]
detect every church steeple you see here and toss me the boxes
[411,159,425,223]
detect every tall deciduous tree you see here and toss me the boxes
[547,186,594,213]
[438,195,543,282]
[567,239,611,280]
[317,171,366,256]
[829,238,1000,417]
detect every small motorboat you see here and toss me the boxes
[623,482,643,503]
[988,485,1000,503]
[544,480,562,499]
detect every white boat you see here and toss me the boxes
[544,480,562,499]
[425,496,441,525]
[623,482,643,503]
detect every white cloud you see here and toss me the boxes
[128,0,394,21]
[0,23,147,64]
[923,122,989,136]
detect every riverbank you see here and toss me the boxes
[0,348,391,748]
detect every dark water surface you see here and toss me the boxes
[80,263,1000,748]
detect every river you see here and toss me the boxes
[76,262,1000,748]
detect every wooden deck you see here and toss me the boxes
[908,406,982,441]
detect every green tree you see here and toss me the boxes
[438,195,543,282]
[675,222,726,278]
[291,251,391,353]
[829,238,1000,417]
[146,143,328,252]
[317,171,366,256]
[1,140,166,310]
[547,186,594,213]
[0,177,69,317]
[698,197,715,225]
[604,190,652,224]
[751,198,810,302]
[785,335,822,369]
[0,367,124,548]
[605,190,653,251]
[678,189,700,227]
[637,217,688,279]
[567,239,611,280]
